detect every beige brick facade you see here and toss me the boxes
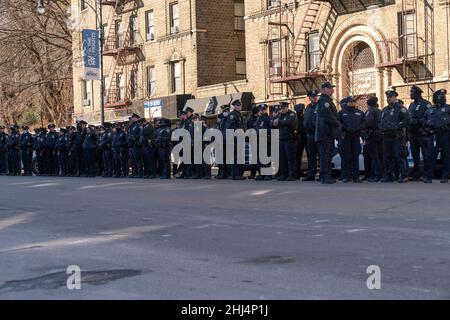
[71,0,245,123]
[245,0,450,108]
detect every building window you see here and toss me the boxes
[268,40,281,77]
[267,0,280,9]
[170,2,179,34]
[236,59,246,79]
[117,73,125,101]
[115,20,121,48]
[82,80,91,106]
[307,31,320,71]
[80,0,87,11]
[234,1,245,31]
[145,10,155,41]
[130,15,138,45]
[171,61,182,93]
[398,11,417,58]
[102,76,109,101]
[130,69,138,99]
[147,66,156,96]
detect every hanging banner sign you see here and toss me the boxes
[82,29,100,80]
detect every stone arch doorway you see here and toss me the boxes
[342,41,377,112]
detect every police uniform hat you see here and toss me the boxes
[34,128,41,133]
[410,85,423,94]
[340,96,354,106]
[279,102,290,109]
[48,123,55,129]
[321,81,335,89]
[231,99,242,107]
[294,104,305,113]
[41,127,47,133]
[307,90,319,97]
[103,122,113,128]
[201,115,208,121]
[131,113,141,119]
[78,120,87,125]
[433,89,447,100]
[271,105,280,113]
[385,88,398,97]
[184,106,194,113]
[257,104,268,112]
[251,106,260,115]
[60,128,67,133]
[367,96,379,107]
[179,110,187,116]
[21,125,29,130]
[113,123,121,128]
[220,104,230,111]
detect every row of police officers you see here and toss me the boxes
[1,82,449,183]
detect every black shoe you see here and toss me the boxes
[255,175,264,181]
[342,178,349,183]
[381,178,393,183]
[440,179,448,183]
[264,176,273,181]
[321,179,334,184]
[191,175,201,179]
[248,175,255,180]
[398,177,408,183]
[277,176,287,181]
[232,176,245,180]
[287,176,296,181]
[215,175,227,179]
[302,176,315,181]
[203,176,211,179]
[353,178,363,183]
[424,179,432,184]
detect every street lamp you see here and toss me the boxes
[36,0,105,125]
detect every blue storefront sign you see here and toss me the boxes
[144,100,163,118]
[82,29,100,80]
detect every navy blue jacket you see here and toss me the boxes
[315,94,340,142]
[339,106,365,137]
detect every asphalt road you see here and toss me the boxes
[0,176,449,299]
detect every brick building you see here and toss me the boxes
[72,0,450,123]
[244,0,450,108]
[72,0,246,123]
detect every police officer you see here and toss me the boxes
[69,121,85,176]
[215,105,230,179]
[178,107,196,179]
[44,124,58,176]
[302,90,319,181]
[254,104,272,180]
[270,105,281,179]
[364,96,383,182]
[225,99,245,180]
[7,125,20,175]
[99,123,114,178]
[246,105,260,179]
[55,128,70,176]
[140,118,157,179]
[112,123,129,178]
[315,82,340,184]
[295,103,306,179]
[128,113,144,178]
[423,89,450,183]
[0,125,8,175]
[19,126,34,176]
[273,102,298,181]
[408,85,432,181]
[155,118,172,179]
[200,115,212,179]
[379,88,411,183]
[34,127,47,176]
[83,124,98,177]
[338,97,365,183]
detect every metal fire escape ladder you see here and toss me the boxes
[101,0,143,109]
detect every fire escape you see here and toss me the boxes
[376,0,435,97]
[102,0,144,109]
[267,0,337,99]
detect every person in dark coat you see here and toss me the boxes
[19,126,34,176]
